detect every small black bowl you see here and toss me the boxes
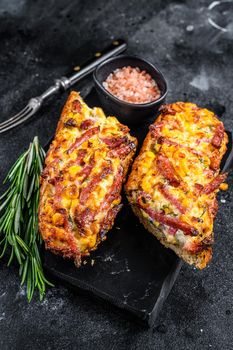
[93,55,168,125]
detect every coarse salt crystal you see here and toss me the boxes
[103,66,161,104]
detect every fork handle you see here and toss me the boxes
[38,39,127,102]
[0,40,127,134]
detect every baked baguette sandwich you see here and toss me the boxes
[39,91,137,266]
[125,102,228,269]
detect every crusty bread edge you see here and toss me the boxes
[39,91,138,264]
[128,201,212,270]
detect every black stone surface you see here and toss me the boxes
[0,0,233,349]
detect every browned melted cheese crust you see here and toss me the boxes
[125,102,228,269]
[39,91,137,266]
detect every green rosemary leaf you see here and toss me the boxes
[7,246,14,266]
[0,136,53,301]
[20,257,29,285]
[0,186,12,201]
[15,235,30,254]
[4,153,26,183]
[31,258,35,290]
[33,258,39,287]
[26,173,35,202]
[0,237,8,259]
[12,237,23,265]
[23,171,29,200]
[27,143,34,174]
[0,189,14,211]
[14,198,21,234]
[39,147,46,160]
[27,264,32,302]
[16,159,25,188]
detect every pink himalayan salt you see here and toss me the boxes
[103,66,161,104]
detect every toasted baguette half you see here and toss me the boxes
[39,91,137,266]
[125,102,228,269]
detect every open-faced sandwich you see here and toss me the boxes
[125,102,228,269]
[39,91,137,266]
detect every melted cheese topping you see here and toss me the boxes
[126,102,228,260]
[39,91,137,265]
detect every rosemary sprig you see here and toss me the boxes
[0,136,53,301]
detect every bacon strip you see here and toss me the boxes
[64,118,77,127]
[77,166,123,233]
[157,184,186,214]
[63,214,71,232]
[83,165,123,235]
[47,208,81,261]
[137,200,198,236]
[74,207,95,236]
[211,123,224,148]
[79,165,112,204]
[100,166,124,212]
[159,104,177,115]
[209,150,221,171]
[158,136,203,157]
[109,141,136,158]
[202,173,227,195]
[157,154,180,187]
[101,136,128,148]
[149,122,164,139]
[194,183,204,196]
[99,204,123,239]
[78,163,94,179]
[67,127,99,154]
[75,149,87,165]
[168,227,177,236]
[80,119,94,130]
[98,167,124,237]
[41,168,49,180]
[66,149,87,168]
[76,155,95,181]
[53,180,63,206]
[209,198,218,217]
[72,99,82,113]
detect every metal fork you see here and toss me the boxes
[0,40,127,134]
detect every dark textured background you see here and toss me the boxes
[0,0,233,349]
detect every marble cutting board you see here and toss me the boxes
[43,88,232,327]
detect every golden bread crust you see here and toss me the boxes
[39,91,137,265]
[125,102,228,269]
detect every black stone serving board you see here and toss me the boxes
[43,88,233,327]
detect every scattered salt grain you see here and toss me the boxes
[186,25,194,32]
